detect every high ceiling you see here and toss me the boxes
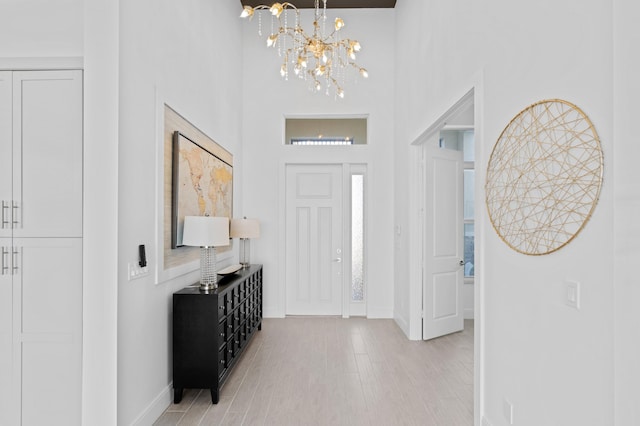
[240,0,396,8]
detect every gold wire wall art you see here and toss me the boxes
[485,99,603,255]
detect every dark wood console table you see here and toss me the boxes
[172,264,263,404]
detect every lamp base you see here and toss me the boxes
[239,238,251,268]
[199,282,217,292]
[199,246,219,291]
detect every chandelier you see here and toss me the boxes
[240,0,368,98]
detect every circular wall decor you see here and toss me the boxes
[485,99,603,255]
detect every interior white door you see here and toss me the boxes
[286,164,343,315]
[423,139,464,340]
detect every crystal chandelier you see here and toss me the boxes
[240,0,368,98]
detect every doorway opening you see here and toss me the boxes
[408,86,483,423]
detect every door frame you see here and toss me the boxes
[407,84,485,426]
[278,162,368,318]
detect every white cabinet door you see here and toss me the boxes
[12,71,83,238]
[0,74,16,426]
[0,70,83,426]
[14,238,83,426]
[0,72,11,239]
[0,238,16,426]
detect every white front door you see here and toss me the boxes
[285,164,343,315]
[423,138,465,340]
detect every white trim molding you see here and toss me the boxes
[0,57,83,70]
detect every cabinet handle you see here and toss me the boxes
[11,201,19,228]
[220,359,225,365]
[220,332,225,337]
[1,201,8,228]
[1,247,8,275]
[11,247,19,275]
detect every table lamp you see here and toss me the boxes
[230,217,260,268]
[182,216,229,291]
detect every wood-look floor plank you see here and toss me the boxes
[153,318,474,426]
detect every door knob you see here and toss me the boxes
[459,259,464,266]
[333,258,342,263]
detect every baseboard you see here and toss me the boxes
[131,383,172,426]
[394,314,410,336]
[262,306,284,318]
[481,415,494,426]
[263,307,393,319]
[464,307,475,319]
[366,307,394,319]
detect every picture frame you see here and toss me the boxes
[171,130,233,249]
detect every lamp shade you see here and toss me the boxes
[230,218,260,239]
[182,216,229,247]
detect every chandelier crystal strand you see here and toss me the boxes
[322,0,327,39]
[240,1,368,98]
[281,9,288,79]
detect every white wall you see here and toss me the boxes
[116,1,244,424]
[84,0,119,424]
[613,1,640,425]
[241,9,396,319]
[0,0,83,57]
[395,0,615,425]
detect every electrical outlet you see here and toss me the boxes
[128,262,150,281]
[565,280,580,309]
[503,398,514,425]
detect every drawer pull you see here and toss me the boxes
[1,201,8,228]
[11,201,19,227]
[11,248,18,274]
[1,247,8,275]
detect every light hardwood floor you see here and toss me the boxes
[154,318,473,426]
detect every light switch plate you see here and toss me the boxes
[128,262,150,281]
[565,280,580,309]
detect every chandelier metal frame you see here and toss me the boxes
[241,0,368,98]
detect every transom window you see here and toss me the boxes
[291,138,354,146]
[285,117,367,145]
